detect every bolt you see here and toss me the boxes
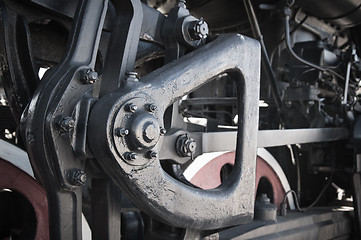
[186,140,196,152]
[115,128,129,137]
[188,18,209,40]
[125,71,139,82]
[124,152,137,160]
[147,104,157,113]
[126,103,137,113]
[81,69,98,84]
[55,116,75,132]
[176,134,197,157]
[148,151,158,159]
[68,169,87,186]
[160,127,167,135]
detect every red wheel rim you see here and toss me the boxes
[189,152,286,208]
[0,158,49,239]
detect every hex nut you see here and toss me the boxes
[55,116,75,132]
[176,134,197,157]
[126,103,138,113]
[160,128,167,135]
[188,18,209,40]
[124,152,137,160]
[115,128,129,137]
[147,104,157,113]
[81,69,98,84]
[68,169,87,186]
[125,71,139,82]
[148,151,158,159]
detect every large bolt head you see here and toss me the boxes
[176,134,197,157]
[188,18,209,40]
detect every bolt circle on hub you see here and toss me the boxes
[112,98,163,165]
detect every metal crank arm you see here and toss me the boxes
[88,34,261,229]
[23,0,108,238]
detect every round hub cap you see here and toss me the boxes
[129,112,160,150]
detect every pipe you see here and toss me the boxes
[243,0,283,111]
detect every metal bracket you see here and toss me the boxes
[23,0,108,238]
[88,34,261,229]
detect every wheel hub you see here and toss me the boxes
[128,112,160,150]
[112,97,162,165]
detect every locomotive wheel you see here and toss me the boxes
[185,148,295,210]
[0,140,48,240]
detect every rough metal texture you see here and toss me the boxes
[218,208,354,239]
[23,0,109,238]
[88,34,261,229]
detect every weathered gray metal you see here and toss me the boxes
[88,34,261,229]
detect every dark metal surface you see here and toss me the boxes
[254,194,277,222]
[23,0,108,238]
[295,0,361,27]
[140,4,165,44]
[29,0,77,19]
[88,34,261,229]
[218,207,354,239]
[0,0,39,124]
[243,0,283,110]
[352,171,361,238]
[91,179,122,240]
[352,116,361,238]
[97,0,143,97]
[0,158,49,239]
[0,0,358,238]
[161,2,207,63]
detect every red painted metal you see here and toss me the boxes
[0,158,49,239]
[190,152,286,208]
